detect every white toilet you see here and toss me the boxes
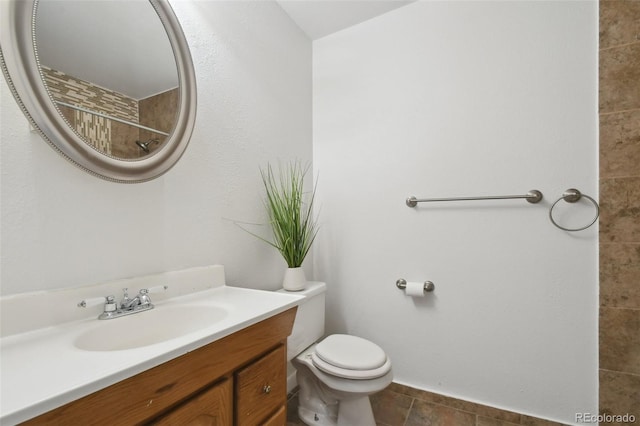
[279,282,393,426]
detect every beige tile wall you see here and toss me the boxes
[42,66,139,122]
[138,88,179,156]
[599,0,640,422]
[42,66,139,157]
[41,67,177,159]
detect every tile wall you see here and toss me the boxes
[42,66,138,157]
[599,0,640,422]
[41,66,177,159]
[138,88,179,156]
[42,66,139,122]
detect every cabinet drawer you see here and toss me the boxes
[235,345,286,426]
[152,378,232,425]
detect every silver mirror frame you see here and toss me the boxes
[0,0,197,183]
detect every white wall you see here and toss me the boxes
[0,0,312,296]
[313,1,598,424]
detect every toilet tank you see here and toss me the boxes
[278,281,326,361]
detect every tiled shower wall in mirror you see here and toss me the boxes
[42,66,176,158]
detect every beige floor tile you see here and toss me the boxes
[404,399,475,426]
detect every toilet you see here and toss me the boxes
[279,282,393,426]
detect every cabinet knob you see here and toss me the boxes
[262,385,272,394]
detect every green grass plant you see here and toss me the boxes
[243,161,319,268]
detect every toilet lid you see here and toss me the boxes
[311,352,392,380]
[314,334,388,371]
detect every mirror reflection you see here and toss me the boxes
[34,0,179,159]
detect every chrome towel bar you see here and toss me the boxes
[406,190,543,207]
[406,188,599,231]
[549,188,599,232]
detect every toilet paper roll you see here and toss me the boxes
[405,282,425,297]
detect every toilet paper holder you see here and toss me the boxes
[396,279,435,293]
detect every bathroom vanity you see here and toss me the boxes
[23,308,295,425]
[0,266,303,425]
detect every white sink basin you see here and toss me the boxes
[2,281,304,425]
[74,305,228,351]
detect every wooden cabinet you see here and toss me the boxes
[235,345,286,425]
[153,379,233,426]
[23,308,296,426]
[262,407,286,426]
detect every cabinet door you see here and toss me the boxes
[152,378,232,426]
[235,345,286,426]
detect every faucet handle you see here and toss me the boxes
[77,295,116,309]
[145,285,168,294]
[137,285,168,301]
[77,296,106,308]
[105,295,118,312]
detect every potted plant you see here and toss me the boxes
[243,161,319,291]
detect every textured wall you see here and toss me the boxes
[599,0,640,421]
[0,1,312,296]
[313,1,597,423]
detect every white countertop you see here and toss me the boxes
[0,285,303,425]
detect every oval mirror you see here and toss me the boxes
[0,0,197,183]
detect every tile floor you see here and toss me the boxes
[286,383,569,426]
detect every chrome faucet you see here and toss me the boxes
[121,288,153,310]
[78,285,168,320]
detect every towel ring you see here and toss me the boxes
[549,189,599,232]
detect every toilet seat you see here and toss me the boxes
[311,334,391,380]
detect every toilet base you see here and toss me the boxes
[337,397,376,426]
[298,396,375,426]
[297,364,339,425]
[298,405,336,426]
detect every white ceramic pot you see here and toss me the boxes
[283,267,306,291]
